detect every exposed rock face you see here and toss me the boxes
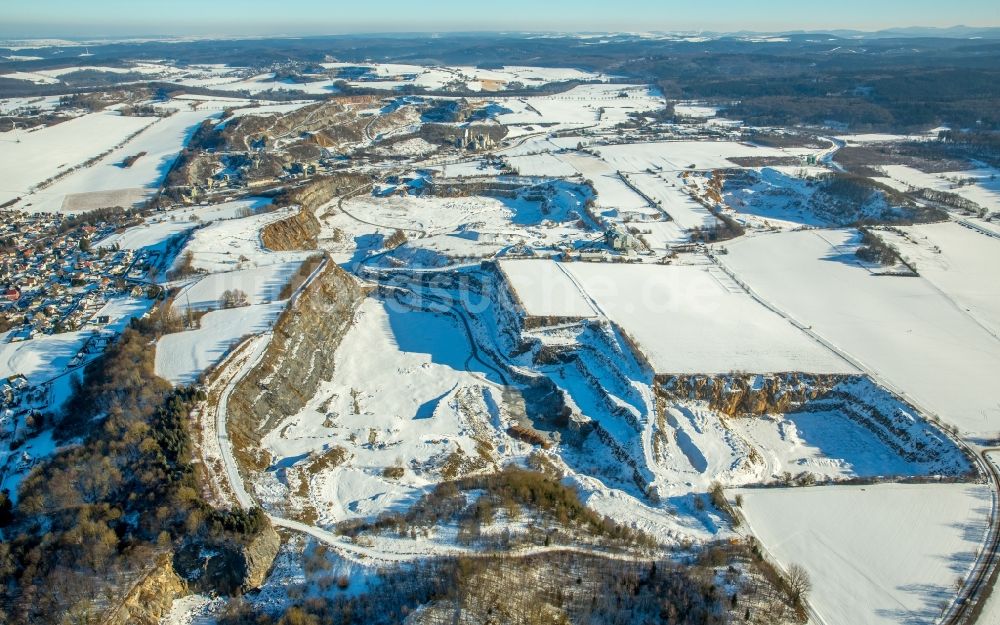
[657,373,972,473]
[262,174,372,251]
[655,373,848,416]
[228,260,369,468]
[173,522,281,595]
[104,555,186,625]
[261,206,321,251]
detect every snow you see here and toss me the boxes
[544,261,857,374]
[499,259,597,318]
[877,222,1000,337]
[835,133,928,145]
[0,331,89,384]
[329,188,590,265]
[172,261,302,312]
[506,153,579,178]
[0,297,150,384]
[627,172,716,230]
[259,297,505,526]
[155,302,285,385]
[723,229,1000,436]
[674,103,720,119]
[557,152,650,212]
[496,85,664,132]
[593,140,817,172]
[737,483,991,625]
[881,164,1000,213]
[159,593,226,625]
[25,108,220,213]
[0,111,155,206]
[97,199,272,255]
[178,208,311,273]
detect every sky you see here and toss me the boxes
[3,0,1000,38]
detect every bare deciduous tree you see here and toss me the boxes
[788,563,812,604]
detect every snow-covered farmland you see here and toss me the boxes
[877,222,1000,337]
[98,198,272,252]
[499,259,597,318]
[723,229,1000,436]
[155,302,285,385]
[172,261,302,313]
[506,153,579,178]
[593,140,817,173]
[627,172,716,230]
[506,260,856,374]
[496,85,663,131]
[0,111,155,206]
[738,483,991,625]
[177,208,312,273]
[881,164,1000,213]
[557,152,651,213]
[25,109,220,213]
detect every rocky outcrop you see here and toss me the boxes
[173,521,281,595]
[656,373,850,416]
[104,555,186,625]
[228,260,369,469]
[261,206,321,250]
[262,174,373,251]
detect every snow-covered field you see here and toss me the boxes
[723,229,1000,436]
[177,208,312,273]
[24,109,219,213]
[593,140,817,172]
[877,222,1000,337]
[496,84,663,132]
[172,261,302,312]
[155,302,285,385]
[738,483,991,625]
[508,260,856,374]
[557,152,651,212]
[97,199,271,252]
[0,111,155,206]
[499,259,597,318]
[506,153,579,178]
[881,164,1000,213]
[627,172,716,230]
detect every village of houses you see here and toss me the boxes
[0,208,163,473]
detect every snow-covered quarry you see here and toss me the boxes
[4,49,1000,625]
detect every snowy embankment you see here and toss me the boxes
[737,483,991,625]
[722,229,1000,436]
